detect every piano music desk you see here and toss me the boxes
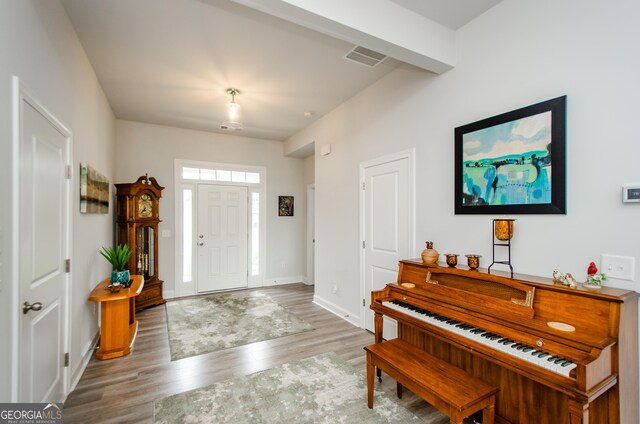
[365,338,499,424]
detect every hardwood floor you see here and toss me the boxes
[64,283,448,423]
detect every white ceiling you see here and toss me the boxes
[61,0,501,142]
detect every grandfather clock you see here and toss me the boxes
[115,174,165,311]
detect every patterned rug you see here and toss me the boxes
[154,353,423,423]
[166,291,314,360]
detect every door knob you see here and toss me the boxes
[23,301,43,314]
[198,242,204,246]
[199,235,204,239]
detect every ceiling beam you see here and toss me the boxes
[231,0,456,74]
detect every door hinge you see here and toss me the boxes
[66,165,72,179]
[362,182,365,190]
[64,353,69,367]
[363,299,365,307]
[362,240,365,249]
[65,259,70,273]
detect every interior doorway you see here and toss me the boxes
[306,184,315,284]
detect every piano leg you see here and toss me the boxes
[397,382,403,399]
[374,312,383,382]
[483,398,495,424]
[568,399,589,424]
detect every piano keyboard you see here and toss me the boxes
[383,300,577,378]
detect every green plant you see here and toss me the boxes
[99,244,132,272]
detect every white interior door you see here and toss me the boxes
[197,184,248,292]
[19,95,70,402]
[363,155,411,338]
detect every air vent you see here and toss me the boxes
[345,46,387,67]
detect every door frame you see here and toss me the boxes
[11,76,72,400]
[359,149,415,329]
[305,184,315,285]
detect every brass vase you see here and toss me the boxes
[465,254,481,270]
[494,219,515,241]
[421,241,439,267]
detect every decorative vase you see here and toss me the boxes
[465,254,481,270]
[421,241,439,267]
[111,270,130,286]
[445,254,459,268]
[494,219,515,241]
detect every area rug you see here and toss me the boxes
[154,352,423,424]
[166,291,314,360]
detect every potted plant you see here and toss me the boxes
[100,244,132,287]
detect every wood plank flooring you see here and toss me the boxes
[64,283,449,423]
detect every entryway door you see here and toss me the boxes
[362,151,413,339]
[196,184,248,292]
[18,84,71,402]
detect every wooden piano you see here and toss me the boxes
[370,259,638,424]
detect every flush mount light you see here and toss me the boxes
[221,88,242,131]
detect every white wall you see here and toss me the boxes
[115,120,306,293]
[0,0,115,401]
[302,155,315,280]
[287,0,640,317]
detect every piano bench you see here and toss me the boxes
[364,338,499,424]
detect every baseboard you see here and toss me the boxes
[68,331,99,397]
[164,289,175,300]
[264,275,304,286]
[301,276,314,285]
[312,295,360,328]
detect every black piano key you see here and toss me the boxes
[554,357,566,364]
[538,352,550,359]
[522,347,533,353]
[561,361,574,367]
[547,355,559,362]
[516,345,527,351]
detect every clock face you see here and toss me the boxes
[138,193,153,218]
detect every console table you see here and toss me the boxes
[88,275,144,360]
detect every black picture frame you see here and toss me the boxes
[454,96,566,215]
[278,196,294,216]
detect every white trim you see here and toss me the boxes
[313,295,360,327]
[12,76,73,401]
[265,275,305,286]
[358,149,415,330]
[67,332,99,398]
[174,159,267,297]
[306,184,315,285]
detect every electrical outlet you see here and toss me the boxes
[601,254,635,281]
[331,283,338,294]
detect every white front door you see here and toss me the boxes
[197,184,248,292]
[362,153,412,338]
[19,93,70,402]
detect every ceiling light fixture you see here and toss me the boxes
[221,88,242,131]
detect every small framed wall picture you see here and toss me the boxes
[278,196,294,216]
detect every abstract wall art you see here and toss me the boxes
[455,96,566,214]
[80,163,110,214]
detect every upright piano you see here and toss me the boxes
[370,260,638,424]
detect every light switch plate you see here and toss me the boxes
[161,229,171,238]
[601,254,635,281]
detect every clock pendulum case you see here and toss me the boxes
[115,174,166,311]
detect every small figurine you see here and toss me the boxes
[552,269,565,283]
[587,261,598,276]
[564,273,578,288]
[552,269,577,288]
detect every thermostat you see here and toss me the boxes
[622,183,640,203]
